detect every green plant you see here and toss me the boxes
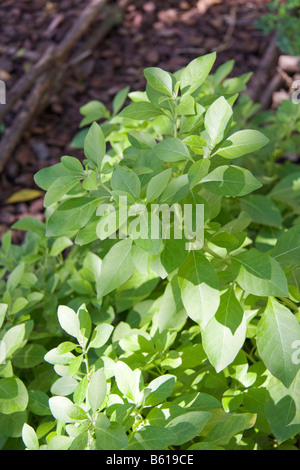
[1,53,300,450]
[257,0,300,55]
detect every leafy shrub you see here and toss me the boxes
[1,53,300,450]
[257,0,300,55]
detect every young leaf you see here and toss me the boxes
[257,298,300,387]
[146,168,172,202]
[57,306,80,339]
[89,323,113,349]
[232,249,289,297]
[84,122,106,167]
[115,361,143,404]
[204,96,233,146]
[119,101,164,120]
[144,375,176,407]
[0,377,28,414]
[113,86,130,115]
[144,67,173,96]
[200,165,262,197]
[22,424,39,450]
[166,411,211,445]
[271,225,300,267]
[97,238,135,298]
[178,251,220,328]
[49,397,86,424]
[215,129,269,159]
[111,165,141,199]
[87,369,107,413]
[152,137,191,163]
[95,414,128,450]
[180,52,216,95]
[240,194,282,228]
[202,288,247,372]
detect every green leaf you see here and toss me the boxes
[215,130,269,159]
[203,413,256,445]
[95,414,128,450]
[61,156,84,173]
[115,361,143,404]
[57,305,80,339]
[265,372,300,443]
[87,369,107,413]
[257,298,300,387]
[271,225,300,267]
[175,95,196,116]
[144,67,173,96]
[119,102,164,120]
[47,436,72,450]
[12,217,45,235]
[146,169,172,202]
[0,411,27,438]
[202,288,247,372]
[49,236,73,256]
[34,163,71,191]
[144,375,176,406]
[180,52,216,95]
[156,277,187,332]
[188,159,211,188]
[97,238,134,298]
[0,377,28,414]
[128,425,176,450]
[128,130,156,150]
[166,411,211,445]
[44,175,81,208]
[22,423,39,450]
[201,165,262,197]
[0,321,33,363]
[49,397,86,424]
[113,86,130,115]
[269,172,300,204]
[232,249,289,297]
[6,262,25,292]
[84,122,106,167]
[178,252,220,328]
[12,344,47,369]
[46,197,102,237]
[111,165,141,199]
[205,96,233,145]
[160,237,188,274]
[0,304,7,329]
[89,323,114,349]
[158,174,189,204]
[152,137,191,163]
[240,194,282,228]
[50,377,78,397]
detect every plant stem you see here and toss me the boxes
[278,297,299,312]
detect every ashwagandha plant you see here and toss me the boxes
[1,53,300,450]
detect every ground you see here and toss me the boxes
[0,0,273,239]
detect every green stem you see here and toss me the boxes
[278,297,299,312]
[203,244,231,265]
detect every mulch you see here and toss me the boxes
[0,0,277,240]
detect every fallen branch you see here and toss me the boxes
[247,31,280,103]
[0,0,123,174]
